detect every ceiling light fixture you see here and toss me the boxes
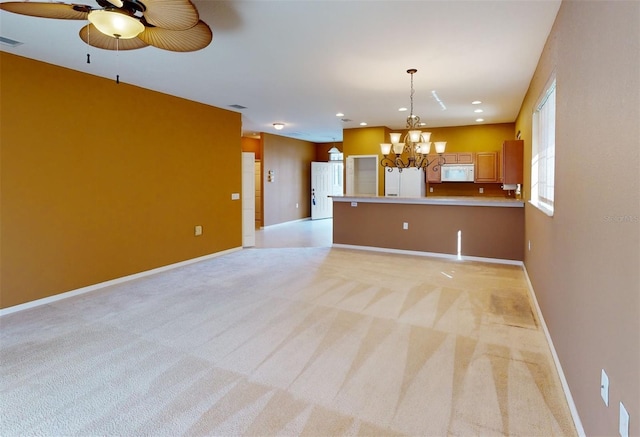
[336,113,344,117]
[474,109,483,113]
[88,9,144,39]
[476,118,484,122]
[380,69,446,172]
[472,100,482,105]
[273,123,285,130]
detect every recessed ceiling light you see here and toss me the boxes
[359,122,368,126]
[474,109,483,113]
[472,100,482,105]
[273,123,285,130]
[476,118,484,122]
[398,107,408,112]
[336,112,344,117]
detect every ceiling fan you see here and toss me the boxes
[0,0,212,52]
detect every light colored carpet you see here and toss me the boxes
[0,247,576,436]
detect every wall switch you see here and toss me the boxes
[528,240,531,251]
[351,202,357,207]
[601,369,609,406]
[403,222,409,230]
[296,203,299,208]
[479,187,484,194]
[231,193,240,200]
[619,402,629,437]
[194,225,203,236]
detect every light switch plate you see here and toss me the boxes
[231,193,240,200]
[601,369,609,406]
[619,402,629,437]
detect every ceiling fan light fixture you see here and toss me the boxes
[88,10,144,39]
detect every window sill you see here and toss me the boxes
[529,200,554,217]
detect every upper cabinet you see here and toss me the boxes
[502,140,524,185]
[475,152,499,183]
[443,152,474,164]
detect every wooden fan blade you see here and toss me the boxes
[141,0,199,31]
[137,20,212,52]
[79,24,148,50]
[0,1,90,19]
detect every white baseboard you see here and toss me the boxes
[522,265,586,437]
[260,217,310,229]
[0,247,243,317]
[331,243,524,266]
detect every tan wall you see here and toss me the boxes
[262,133,316,226]
[333,201,524,261]
[0,53,242,309]
[343,123,515,196]
[517,2,639,435]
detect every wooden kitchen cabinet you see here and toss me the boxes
[456,152,474,164]
[443,152,474,164]
[475,152,498,182]
[502,140,524,184]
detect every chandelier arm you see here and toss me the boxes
[380,156,396,170]
[395,156,409,170]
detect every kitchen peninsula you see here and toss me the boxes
[332,196,524,262]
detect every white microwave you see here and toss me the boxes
[441,164,475,182]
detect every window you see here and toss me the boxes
[531,76,556,216]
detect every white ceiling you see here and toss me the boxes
[0,0,561,143]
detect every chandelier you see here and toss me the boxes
[380,69,447,172]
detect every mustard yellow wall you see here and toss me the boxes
[343,127,387,196]
[343,123,515,195]
[421,123,515,152]
[241,137,262,160]
[0,53,242,309]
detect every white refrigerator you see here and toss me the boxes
[384,167,425,197]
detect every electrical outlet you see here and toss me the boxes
[601,369,609,406]
[403,222,409,230]
[194,225,203,236]
[619,402,629,437]
[479,187,484,194]
[429,187,433,193]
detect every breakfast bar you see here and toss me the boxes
[332,196,525,261]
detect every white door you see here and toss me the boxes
[242,152,256,247]
[311,162,332,220]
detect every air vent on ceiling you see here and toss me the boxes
[341,118,352,122]
[228,104,247,110]
[0,36,23,47]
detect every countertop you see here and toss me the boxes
[331,195,525,208]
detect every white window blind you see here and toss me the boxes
[531,79,556,216]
